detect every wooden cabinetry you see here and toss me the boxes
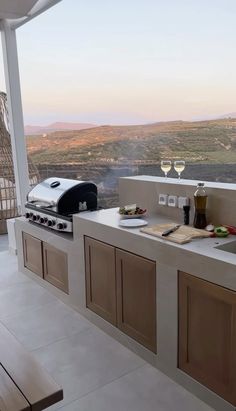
[116,249,156,352]
[43,243,68,293]
[22,232,68,293]
[84,236,156,353]
[22,232,43,277]
[179,271,236,406]
[85,237,116,325]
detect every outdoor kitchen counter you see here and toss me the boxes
[16,209,236,411]
[73,207,236,411]
[74,207,236,291]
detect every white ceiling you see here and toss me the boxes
[0,0,62,28]
[0,0,39,19]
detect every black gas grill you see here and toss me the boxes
[25,177,97,232]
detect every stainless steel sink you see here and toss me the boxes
[215,240,236,254]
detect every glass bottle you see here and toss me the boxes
[193,183,207,229]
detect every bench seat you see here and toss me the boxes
[0,364,30,410]
[0,324,63,411]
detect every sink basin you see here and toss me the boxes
[215,240,236,254]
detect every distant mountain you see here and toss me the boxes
[193,112,236,121]
[217,112,236,120]
[25,122,96,135]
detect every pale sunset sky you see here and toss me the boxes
[0,0,236,125]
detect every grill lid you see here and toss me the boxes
[27,177,82,205]
[27,177,97,214]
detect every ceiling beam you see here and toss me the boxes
[9,0,62,30]
[0,0,38,20]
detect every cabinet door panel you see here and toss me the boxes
[179,271,236,405]
[116,249,156,353]
[43,243,68,293]
[22,232,43,277]
[85,237,116,325]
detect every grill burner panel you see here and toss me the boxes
[25,204,73,232]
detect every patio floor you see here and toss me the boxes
[0,238,214,411]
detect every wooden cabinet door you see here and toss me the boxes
[22,232,43,277]
[85,237,116,325]
[43,243,68,293]
[116,249,156,353]
[179,271,236,405]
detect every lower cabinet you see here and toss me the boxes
[85,237,116,325]
[116,249,156,352]
[43,243,68,293]
[22,232,68,293]
[22,232,43,277]
[178,271,236,406]
[84,236,157,353]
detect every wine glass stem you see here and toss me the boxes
[178,173,181,180]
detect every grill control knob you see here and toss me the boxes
[57,222,67,230]
[25,212,30,219]
[39,217,45,224]
[47,220,56,227]
[36,215,40,221]
[32,214,37,221]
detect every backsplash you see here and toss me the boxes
[119,176,236,226]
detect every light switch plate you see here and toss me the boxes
[178,196,190,209]
[168,195,178,207]
[158,194,168,206]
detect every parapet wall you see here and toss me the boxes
[119,176,236,226]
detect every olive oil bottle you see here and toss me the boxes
[193,183,207,229]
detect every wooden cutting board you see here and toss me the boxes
[140,223,212,244]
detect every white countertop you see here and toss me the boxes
[74,207,236,267]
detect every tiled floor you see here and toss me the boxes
[0,238,214,411]
[0,234,9,252]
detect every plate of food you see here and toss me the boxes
[118,204,147,219]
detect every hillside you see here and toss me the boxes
[26,118,236,165]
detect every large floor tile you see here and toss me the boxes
[1,300,92,350]
[33,327,145,409]
[58,364,214,411]
[0,281,58,320]
[0,250,17,272]
[0,251,29,286]
[0,235,8,252]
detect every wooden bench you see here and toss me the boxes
[0,324,63,411]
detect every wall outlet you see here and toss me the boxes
[168,195,178,207]
[158,194,168,206]
[178,196,190,209]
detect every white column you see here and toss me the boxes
[0,19,30,215]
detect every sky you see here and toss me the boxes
[1,0,236,126]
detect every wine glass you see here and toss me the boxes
[174,160,185,179]
[161,160,172,178]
